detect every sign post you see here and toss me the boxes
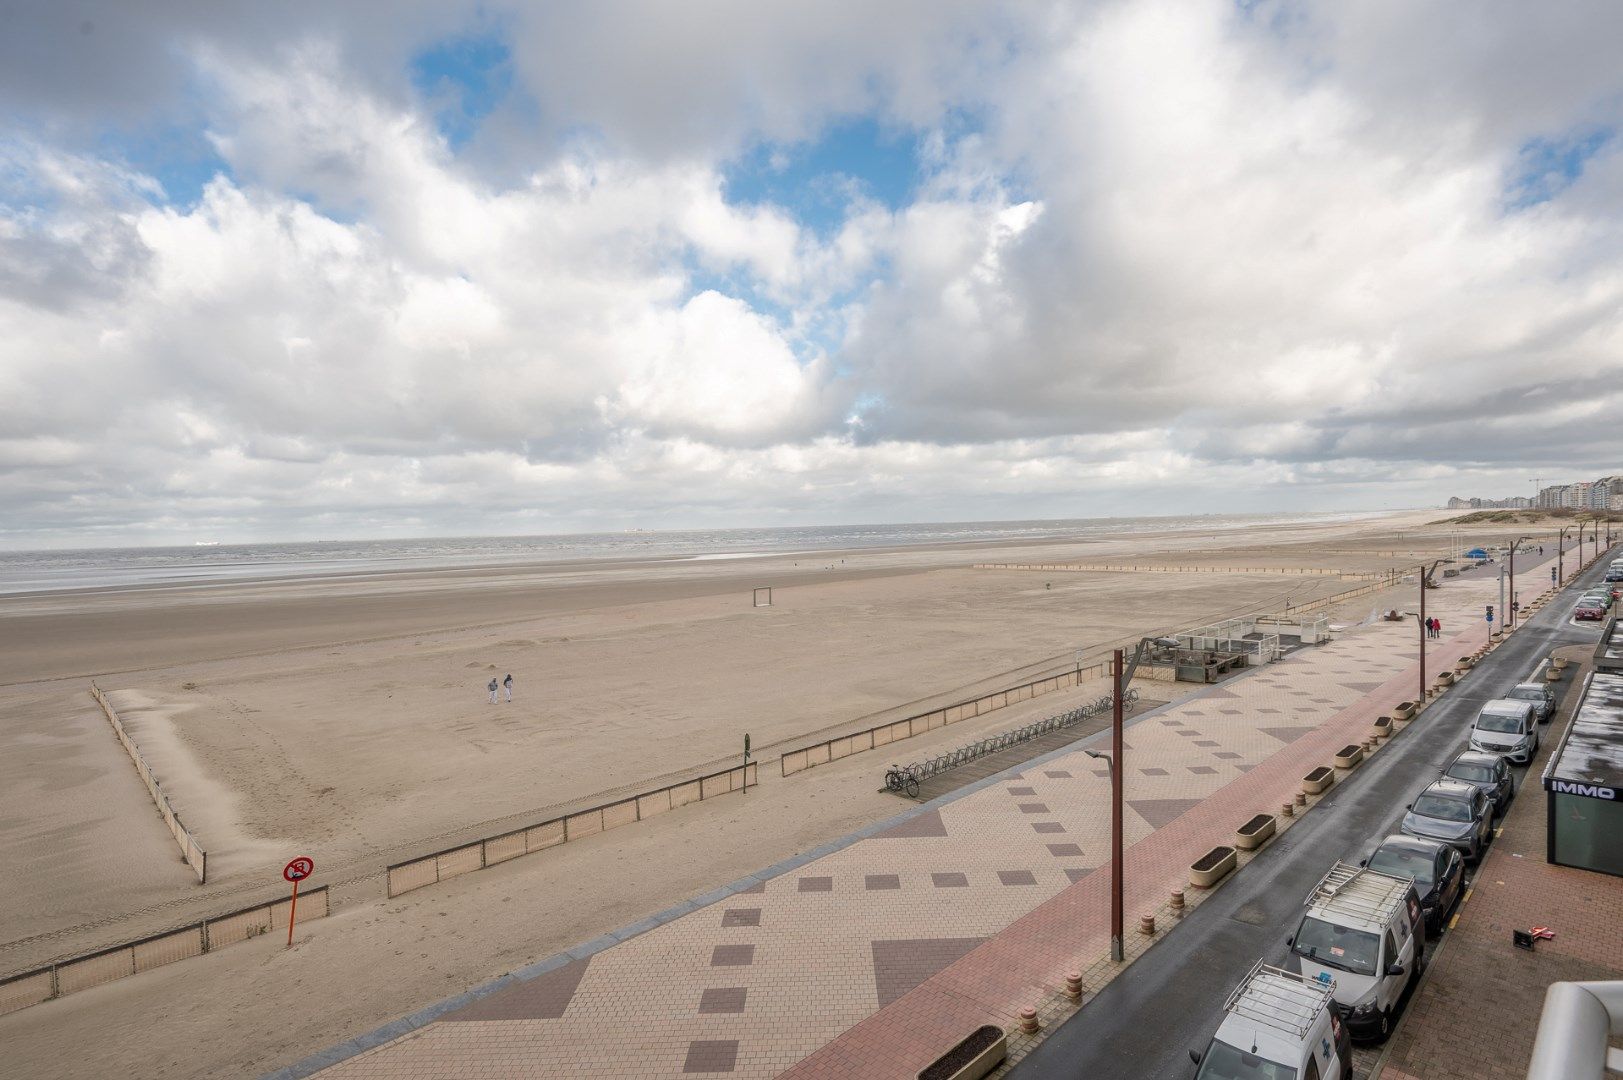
[742,734,751,793]
[283,856,313,948]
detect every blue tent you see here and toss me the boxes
[1465,547,1489,559]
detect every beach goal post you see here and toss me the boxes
[752,587,772,608]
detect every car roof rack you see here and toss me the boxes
[1308,861,1411,925]
[1223,959,1333,1041]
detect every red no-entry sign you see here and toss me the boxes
[283,856,314,946]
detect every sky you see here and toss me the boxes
[2,1,1622,547]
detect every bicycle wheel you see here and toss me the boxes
[905,775,920,799]
[885,769,903,793]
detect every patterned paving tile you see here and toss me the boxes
[865,874,901,891]
[874,809,948,838]
[684,1040,739,1073]
[1128,798,1204,828]
[1008,786,1037,796]
[1046,843,1083,857]
[721,908,761,927]
[1032,821,1066,834]
[711,944,755,967]
[931,873,969,888]
[698,988,748,1015]
[798,876,833,893]
[440,957,590,1022]
[1259,726,1318,743]
[998,870,1038,886]
[871,938,988,1006]
[1018,803,1050,814]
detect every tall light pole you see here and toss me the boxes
[1508,535,1531,628]
[1558,526,1571,585]
[1419,560,1440,701]
[1110,646,1125,962]
[1086,651,1126,965]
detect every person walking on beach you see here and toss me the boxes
[487,677,498,704]
[1433,617,1442,638]
[503,673,514,702]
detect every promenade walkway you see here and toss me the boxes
[293,568,1513,1079]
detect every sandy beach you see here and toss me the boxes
[0,508,1564,1077]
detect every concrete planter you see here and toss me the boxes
[1456,656,1474,672]
[1332,744,1364,769]
[1545,667,1562,682]
[1437,671,1456,686]
[1190,846,1237,888]
[1371,716,1394,739]
[1393,702,1417,721]
[918,1025,1006,1080]
[1235,813,1276,851]
[1552,656,1569,671]
[1302,766,1335,795]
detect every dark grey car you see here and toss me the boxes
[1442,750,1514,818]
[1504,682,1555,723]
[1401,779,1493,862]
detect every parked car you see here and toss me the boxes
[1190,960,1351,1079]
[1401,778,1494,861]
[1574,598,1609,621]
[1361,834,1465,937]
[1504,681,1556,723]
[1288,863,1424,1042]
[1469,699,1541,765]
[1442,749,1515,817]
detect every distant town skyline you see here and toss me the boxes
[1447,474,1623,511]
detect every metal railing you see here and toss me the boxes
[884,689,1139,797]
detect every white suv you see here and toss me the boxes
[1190,960,1351,1079]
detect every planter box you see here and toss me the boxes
[1437,671,1456,686]
[1371,716,1393,739]
[1552,657,1569,671]
[1333,744,1364,769]
[918,1025,1006,1080]
[1190,846,1237,888]
[1235,813,1276,851]
[1545,667,1562,682]
[1456,657,1473,672]
[1302,767,1335,795]
[1393,702,1417,721]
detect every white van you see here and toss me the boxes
[1289,863,1423,1042]
[1190,960,1350,1079]
[1469,699,1540,764]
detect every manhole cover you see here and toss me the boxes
[1231,903,1272,926]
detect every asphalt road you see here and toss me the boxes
[1009,549,1616,1080]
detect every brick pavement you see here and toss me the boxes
[301,567,1526,1080]
[1378,645,1623,1080]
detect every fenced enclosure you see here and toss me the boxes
[884,688,1140,796]
[752,586,772,607]
[90,683,207,884]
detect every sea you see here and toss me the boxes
[0,512,1378,595]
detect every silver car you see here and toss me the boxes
[1401,779,1492,862]
[1505,682,1555,724]
[1442,750,1514,817]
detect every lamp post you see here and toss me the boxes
[1418,560,1440,701]
[1508,535,1531,629]
[1558,526,1571,586]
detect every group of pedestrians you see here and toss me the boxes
[487,673,514,703]
[1425,616,1444,638]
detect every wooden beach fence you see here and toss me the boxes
[0,885,328,1017]
[384,759,759,898]
[90,683,207,884]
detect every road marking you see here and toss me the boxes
[1460,887,1473,908]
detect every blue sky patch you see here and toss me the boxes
[724,117,918,235]
[1506,127,1613,209]
[410,31,514,150]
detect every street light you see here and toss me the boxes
[1417,560,1441,701]
[1508,535,1531,629]
[1558,526,1572,586]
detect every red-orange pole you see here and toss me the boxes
[287,878,300,948]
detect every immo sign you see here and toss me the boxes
[1548,779,1618,801]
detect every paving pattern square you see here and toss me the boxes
[798,876,832,893]
[871,937,988,1006]
[710,944,755,967]
[998,870,1038,886]
[1046,844,1083,857]
[721,908,761,927]
[698,988,748,1015]
[865,874,901,891]
[1032,822,1065,834]
[684,1040,739,1073]
[931,873,969,888]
